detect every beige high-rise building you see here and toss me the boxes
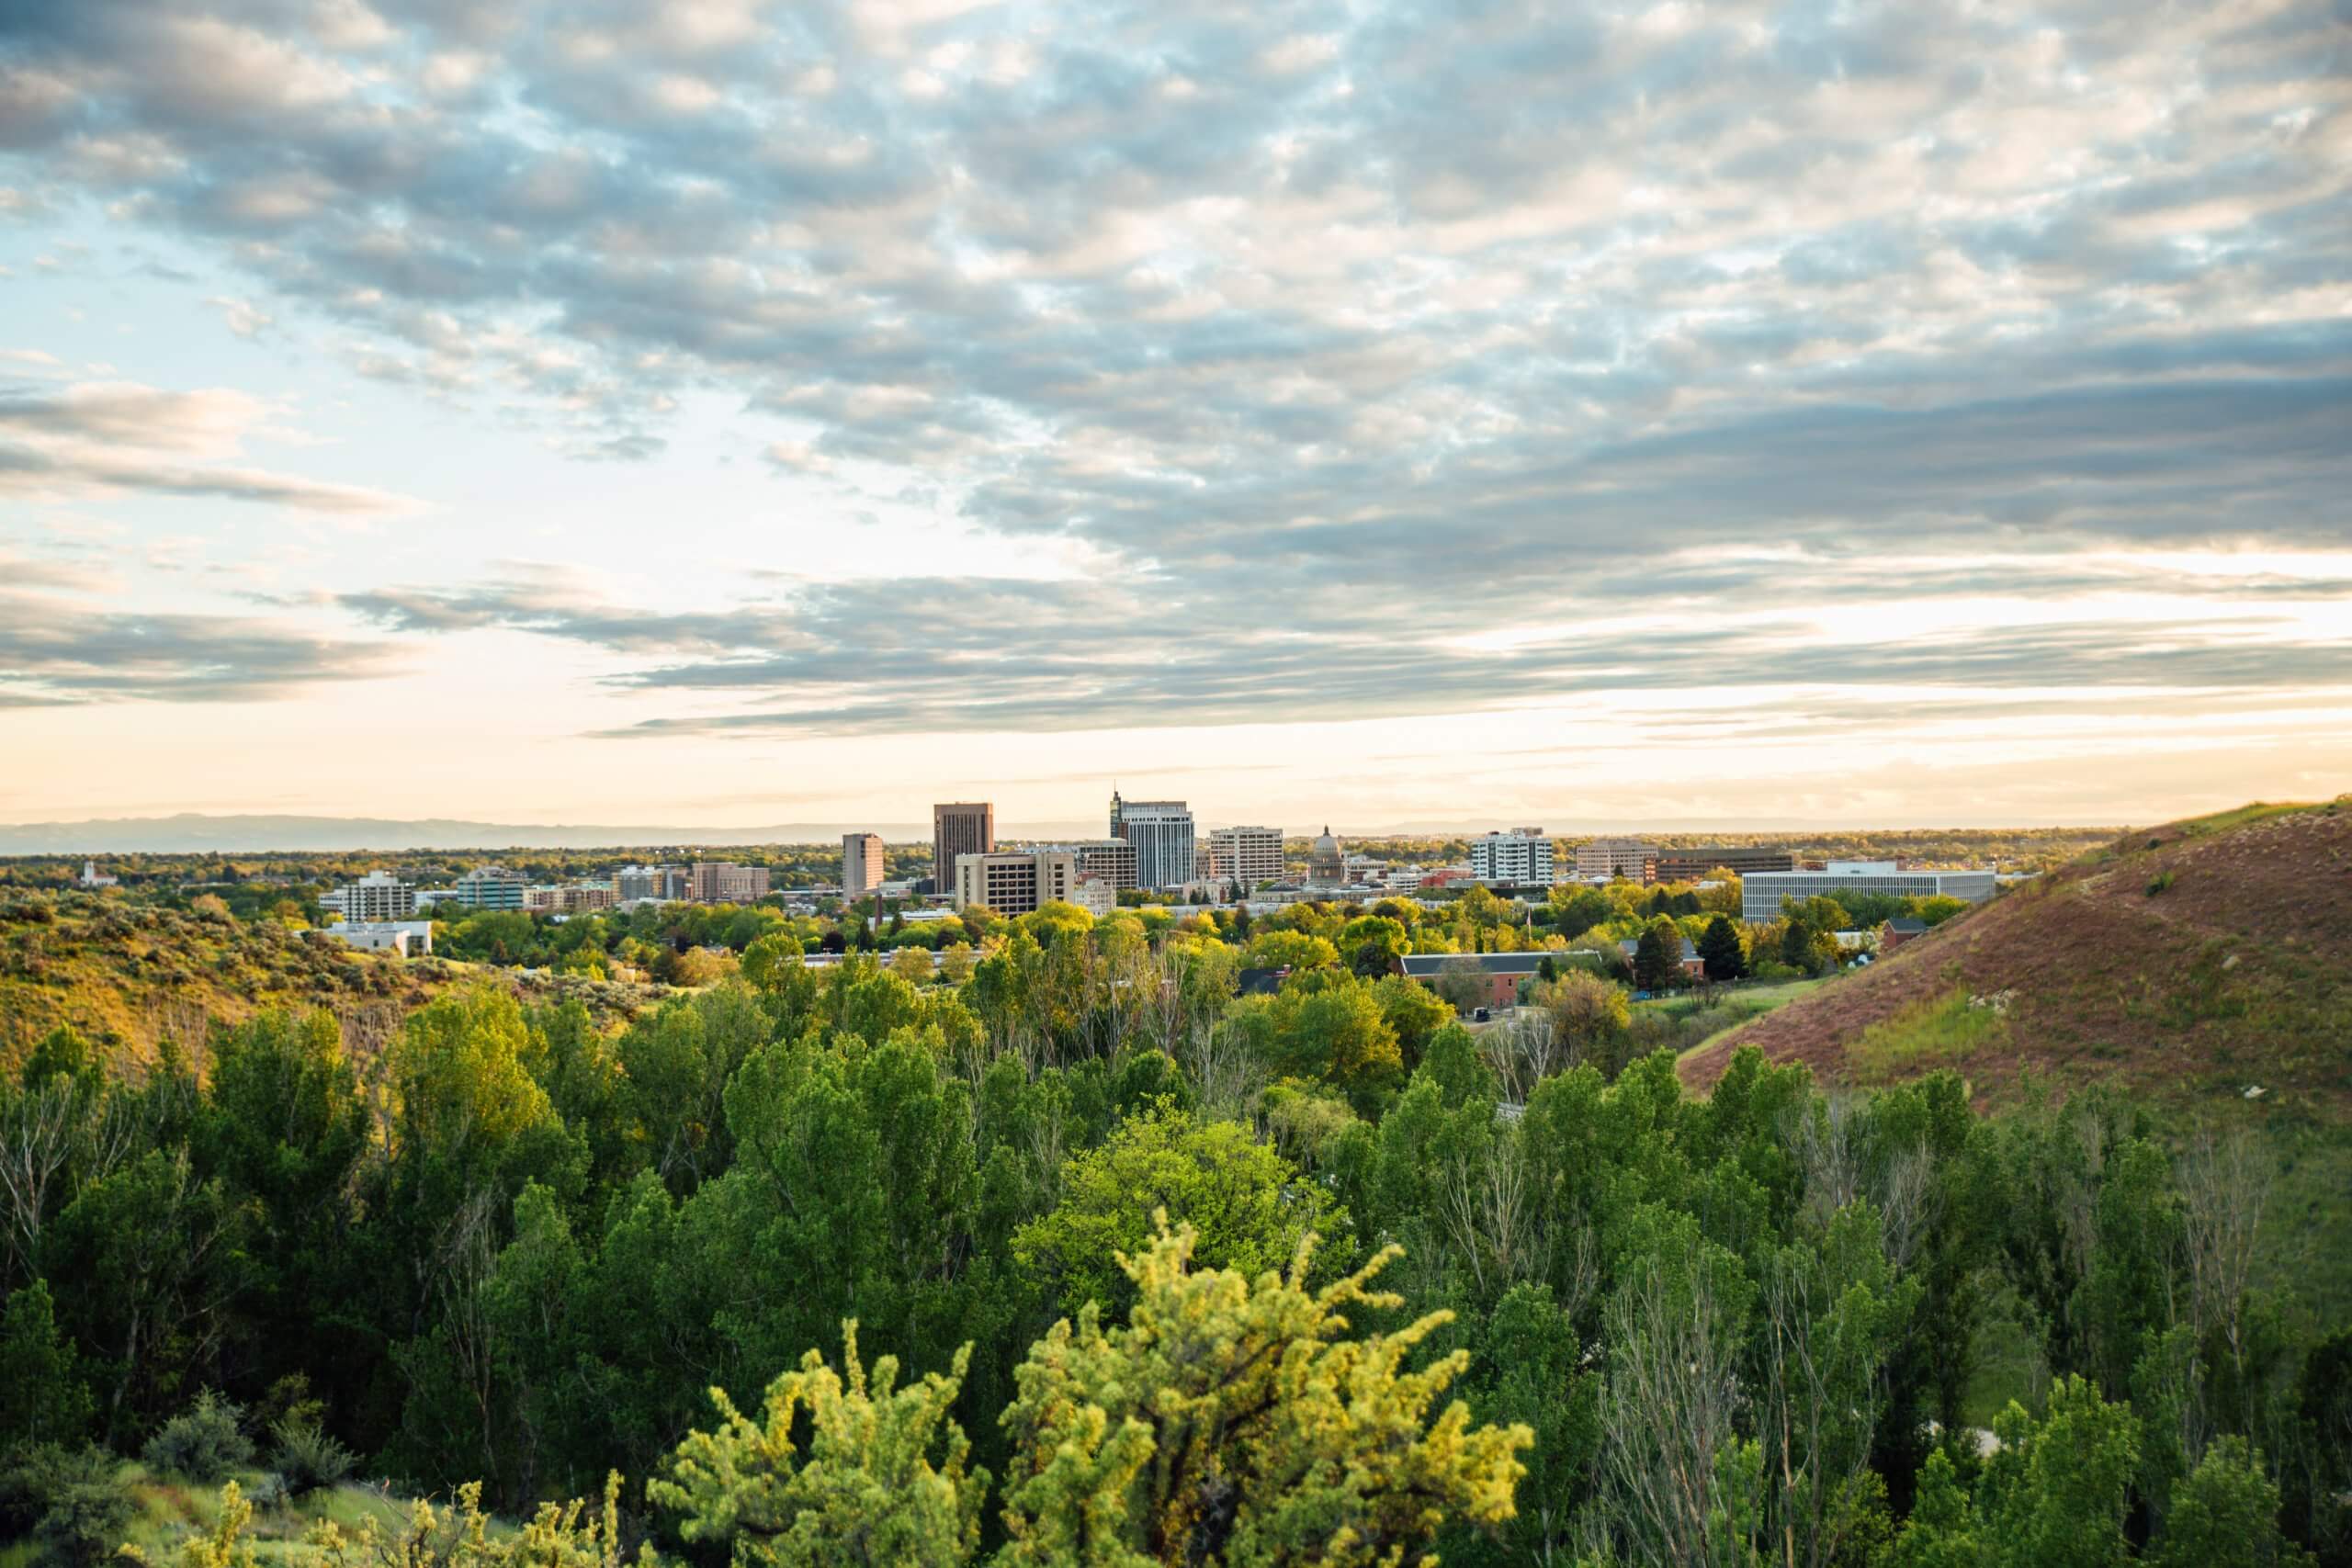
[955,850,1079,916]
[842,832,885,897]
[932,803,995,892]
[1061,838,1139,889]
[1209,825,1285,887]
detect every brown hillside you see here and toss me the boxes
[0,891,658,1068]
[1679,799,2352,1115]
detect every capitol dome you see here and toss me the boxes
[1307,826,1345,886]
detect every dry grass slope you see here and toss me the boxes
[0,891,659,1069]
[1679,797,2352,1119]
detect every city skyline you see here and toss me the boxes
[4,0,2348,829]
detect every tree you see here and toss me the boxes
[996,1222,1531,1567]
[0,1279,90,1445]
[1433,955,1488,1015]
[1978,1374,2139,1568]
[1633,918,1682,992]
[654,1323,985,1568]
[1697,916,1746,983]
[1524,969,1628,1071]
[2152,1436,2309,1568]
[1011,1106,1349,1317]
[1246,931,1340,972]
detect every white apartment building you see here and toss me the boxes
[1575,837,1657,880]
[955,850,1080,916]
[1208,826,1285,888]
[1469,829,1555,885]
[842,832,885,897]
[331,869,416,921]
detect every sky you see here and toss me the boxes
[2,0,2348,837]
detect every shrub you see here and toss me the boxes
[270,1417,355,1496]
[2147,870,2176,896]
[244,1472,291,1511]
[0,1446,133,1568]
[141,1389,254,1483]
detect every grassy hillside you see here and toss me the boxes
[0,890,658,1066]
[1679,796,2352,1116]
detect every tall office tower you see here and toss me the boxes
[932,803,995,891]
[1209,825,1285,887]
[1110,793,1196,889]
[842,832,885,897]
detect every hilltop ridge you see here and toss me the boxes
[1679,798,2352,1114]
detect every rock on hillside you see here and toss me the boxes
[1679,799,2352,1115]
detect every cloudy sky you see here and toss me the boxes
[3,0,2348,834]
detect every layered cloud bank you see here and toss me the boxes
[1,0,2346,819]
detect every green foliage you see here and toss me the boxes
[653,1324,984,1568]
[996,1222,1531,1566]
[2,1446,134,1568]
[1979,1375,2140,1568]
[1848,987,2007,1082]
[1012,1104,1349,1317]
[0,1280,91,1447]
[141,1390,254,1483]
[2153,1436,2309,1567]
[272,1416,356,1496]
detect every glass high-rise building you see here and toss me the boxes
[1110,791,1195,889]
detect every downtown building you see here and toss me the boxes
[613,864,689,902]
[325,869,416,921]
[689,861,772,903]
[1650,846,1796,882]
[1110,792,1195,889]
[954,850,1080,916]
[447,863,527,909]
[932,803,995,892]
[1575,838,1657,880]
[842,832,886,898]
[1469,828,1555,885]
[1208,826,1285,889]
[1742,863,1997,922]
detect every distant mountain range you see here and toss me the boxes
[0,814,1080,854]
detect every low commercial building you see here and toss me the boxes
[1651,847,1795,881]
[1616,936,1706,979]
[1574,838,1656,880]
[1741,863,1996,921]
[1469,829,1555,885]
[314,919,435,957]
[955,850,1080,916]
[1396,951,1561,1012]
[1070,875,1118,916]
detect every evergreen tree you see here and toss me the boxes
[1697,915,1746,982]
[0,1278,92,1446]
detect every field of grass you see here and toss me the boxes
[1638,978,1826,1060]
[0,1465,433,1568]
[1846,986,2010,1085]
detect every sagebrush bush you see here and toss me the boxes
[0,1445,133,1568]
[271,1418,355,1496]
[141,1389,253,1483]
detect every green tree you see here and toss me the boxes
[1012,1106,1348,1318]
[655,1324,984,1568]
[1978,1374,2139,1568]
[996,1222,1531,1567]
[1697,916,1746,982]
[1633,918,1683,991]
[0,1280,90,1446]
[2152,1436,2308,1568]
